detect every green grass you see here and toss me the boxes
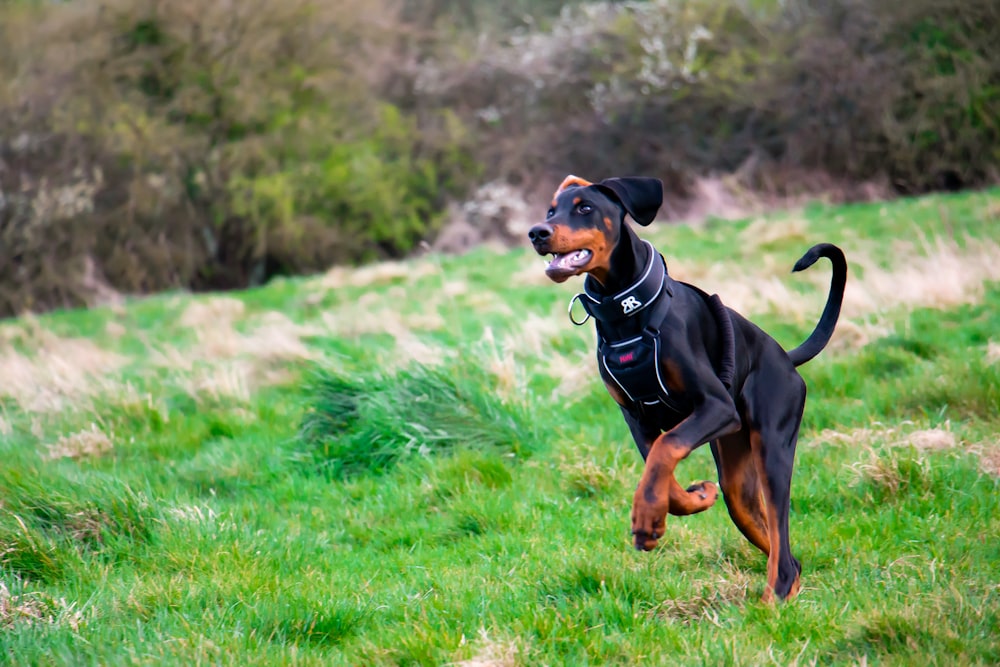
[1,189,999,665]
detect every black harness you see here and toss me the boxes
[569,241,736,420]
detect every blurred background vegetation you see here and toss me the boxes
[1,0,998,317]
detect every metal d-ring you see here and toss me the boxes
[567,293,591,326]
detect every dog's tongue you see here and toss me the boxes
[548,249,592,272]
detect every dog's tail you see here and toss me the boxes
[786,243,847,367]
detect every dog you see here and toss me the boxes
[528,175,846,601]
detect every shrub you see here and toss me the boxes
[414,0,999,197]
[228,103,476,270]
[0,0,478,316]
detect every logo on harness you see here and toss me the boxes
[601,331,686,419]
[620,295,643,314]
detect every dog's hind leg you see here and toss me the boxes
[711,432,770,556]
[744,368,806,602]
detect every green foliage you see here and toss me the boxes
[299,361,538,477]
[0,0,480,317]
[249,596,371,648]
[0,468,155,582]
[230,105,474,266]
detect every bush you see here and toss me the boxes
[228,103,476,269]
[414,0,1000,196]
[0,0,478,316]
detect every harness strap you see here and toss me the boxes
[592,272,682,417]
[579,241,669,324]
[572,242,737,416]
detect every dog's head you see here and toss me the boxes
[528,175,664,284]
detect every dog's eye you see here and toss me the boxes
[546,208,555,218]
[576,203,593,215]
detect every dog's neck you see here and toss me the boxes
[578,229,673,341]
[591,223,650,295]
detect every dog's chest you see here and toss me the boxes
[598,330,689,422]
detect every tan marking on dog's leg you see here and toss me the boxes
[750,430,795,603]
[666,476,718,516]
[663,359,686,392]
[715,434,770,555]
[631,436,714,549]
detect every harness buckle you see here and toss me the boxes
[567,293,591,326]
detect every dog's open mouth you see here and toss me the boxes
[545,249,592,282]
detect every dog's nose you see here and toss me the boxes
[528,223,553,244]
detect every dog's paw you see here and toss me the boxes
[684,481,719,512]
[632,531,660,551]
[631,500,667,551]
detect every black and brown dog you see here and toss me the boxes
[528,175,847,601]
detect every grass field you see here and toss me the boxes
[1,190,999,665]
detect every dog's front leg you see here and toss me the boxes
[631,395,740,551]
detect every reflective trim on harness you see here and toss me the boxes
[653,336,669,400]
[578,241,669,324]
[611,244,657,302]
[608,336,643,348]
[601,352,635,403]
[600,332,673,408]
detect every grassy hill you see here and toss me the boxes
[1,190,999,665]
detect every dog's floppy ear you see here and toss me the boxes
[595,177,663,226]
